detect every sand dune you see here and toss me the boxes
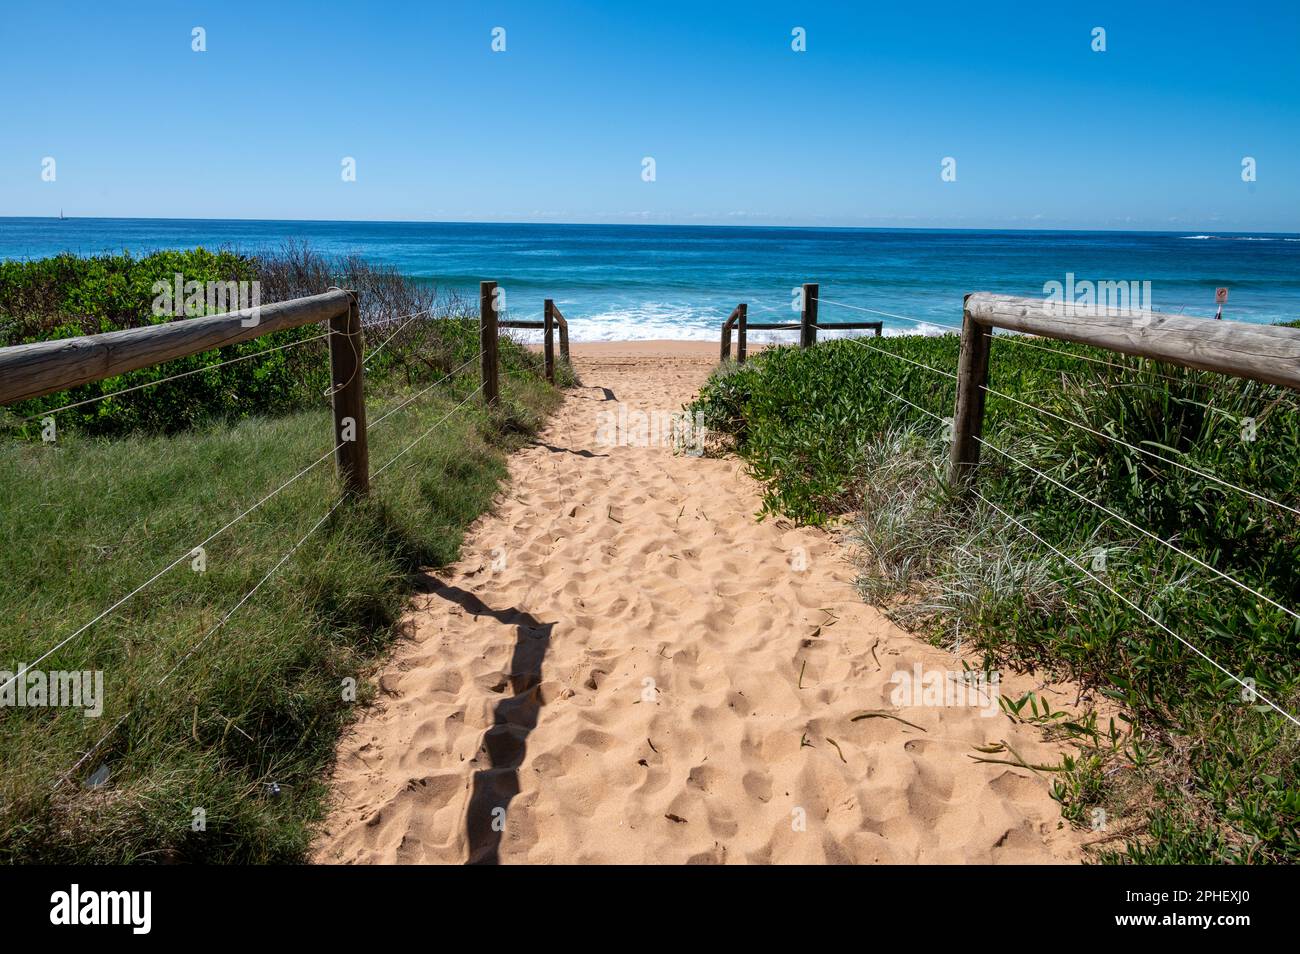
[313,342,1086,864]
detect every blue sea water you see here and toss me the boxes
[2,218,1298,341]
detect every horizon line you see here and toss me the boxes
[1,215,1297,237]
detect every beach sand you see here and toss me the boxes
[312,341,1087,864]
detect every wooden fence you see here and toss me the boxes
[949,293,1300,491]
[721,283,882,362]
[0,281,577,500]
[477,280,569,404]
[0,287,373,498]
[16,278,1292,513]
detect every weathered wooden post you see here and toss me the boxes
[328,290,370,497]
[720,308,735,361]
[801,283,818,349]
[543,298,556,383]
[948,294,992,492]
[480,280,499,406]
[554,304,570,363]
[736,303,748,364]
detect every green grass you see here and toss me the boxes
[689,333,1300,863]
[0,358,561,862]
[0,245,575,862]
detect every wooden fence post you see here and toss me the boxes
[328,290,370,497]
[801,283,818,349]
[543,298,556,383]
[720,309,734,361]
[480,280,499,406]
[948,294,992,491]
[737,303,748,364]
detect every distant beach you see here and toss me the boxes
[2,218,1298,340]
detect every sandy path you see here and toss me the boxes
[313,343,1085,864]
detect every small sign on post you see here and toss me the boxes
[1215,287,1228,321]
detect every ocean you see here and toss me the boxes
[2,218,1298,341]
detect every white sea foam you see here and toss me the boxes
[1180,234,1288,241]
[503,302,734,343]
[501,301,954,344]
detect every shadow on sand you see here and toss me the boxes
[530,440,608,459]
[420,579,554,865]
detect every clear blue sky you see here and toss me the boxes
[3,0,1297,230]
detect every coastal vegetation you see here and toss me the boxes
[689,333,1300,863]
[0,247,566,862]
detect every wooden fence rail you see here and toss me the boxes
[949,292,1300,490]
[478,282,574,395]
[0,288,372,497]
[481,281,572,391]
[720,283,882,363]
[2,278,578,500]
[720,305,742,362]
[547,299,570,364]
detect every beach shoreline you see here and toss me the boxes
[538,340,731,357]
